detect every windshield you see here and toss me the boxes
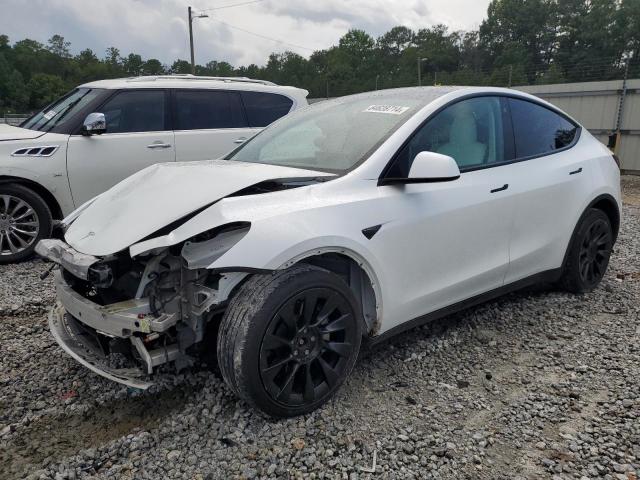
[227,95,423,172]
[21,88,103,132]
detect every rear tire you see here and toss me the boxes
[0,184,52,264]
[560,208,613,293]
[217,264,362,417]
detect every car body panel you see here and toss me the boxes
[66,131,177,205]
[0,124,47,141]
[65,159,334,256]
[0,131,76,214]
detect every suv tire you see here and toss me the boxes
[0,183,52,264]
[560,208,613,293]
[217,264,362,417]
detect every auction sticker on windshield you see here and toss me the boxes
[363,105,410,115]
[43,110,57,120]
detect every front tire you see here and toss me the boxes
[217,264,362,417]
[560,208,613,293]
[0,184,52,264]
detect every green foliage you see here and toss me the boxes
[0,0,638,114]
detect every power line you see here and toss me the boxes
[207,17,315,52]
[197,0,266,13]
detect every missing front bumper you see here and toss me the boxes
[48,271,183,388]
[49,303,154,389]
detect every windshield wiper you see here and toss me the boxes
[42,91,90,133]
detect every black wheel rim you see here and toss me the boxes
[259,287,357,407]
[578,219,612,286]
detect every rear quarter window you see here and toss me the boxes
[240,91,294,128]
[509,98,578,158]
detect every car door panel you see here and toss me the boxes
[371,168,515,331]
[504,145,593,283]
[369,96,517,332]
[66,89,174,206]
[503,98,591,284]
[67,131,175,206]
[173,128,260,161]
[172,89,256,162]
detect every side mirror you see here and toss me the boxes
[380,151,460,185]
[82,112,106,136]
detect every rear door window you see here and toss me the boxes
[240,91,294,127]
[508,98,578,158]
[174,90,247,130]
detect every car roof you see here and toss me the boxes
[79,75,308,99]
[318,86,577,123]
[325,86,548,107]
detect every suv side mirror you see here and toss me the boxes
[380,151,460,185]
[82,112,106,136]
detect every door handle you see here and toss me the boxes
[569,167,583,175]
[490,184,509,193]
[234,137,247,144]
[146,142,172,149]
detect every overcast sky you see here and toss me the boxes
[0,0,491,67]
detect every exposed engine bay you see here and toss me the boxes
[38,231,249,388]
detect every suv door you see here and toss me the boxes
[502,97,588,284]
[66,89,174,206]
[172,89,257,161]
[373,96,517,329]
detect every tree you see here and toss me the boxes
[141,58,165,75]
[47,35,71,58]
[171,59,192,74]
[123,53,144,76]
[26,73,67,109]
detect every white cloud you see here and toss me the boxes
[0,0,490,67]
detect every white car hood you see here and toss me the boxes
[0,124,45,141]
[65,160,332,256]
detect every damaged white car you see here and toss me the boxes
[38,87,621,417]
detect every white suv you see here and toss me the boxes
[0,75,308,262]
[38,87,620,417]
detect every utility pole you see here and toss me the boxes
[375,74,380,90]
[417,57,427,86]
[508,65,513,87]
[188,6,208,75]
[613,57,631,156]
[188,7,195,74]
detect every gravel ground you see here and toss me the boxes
[1,176,639,480]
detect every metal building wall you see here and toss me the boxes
[517,80,640,173]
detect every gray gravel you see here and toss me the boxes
[1,176,639,480]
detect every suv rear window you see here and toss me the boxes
[175,90,247,130]
[509,98,578,158]
[240,91,294,128]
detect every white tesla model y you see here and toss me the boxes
[37,87,621,417]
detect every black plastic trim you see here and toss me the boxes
[362,225,382,240]
[366,268,563,346]
[378,175,460,186]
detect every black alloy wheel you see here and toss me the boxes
[577,217,612,287]
[560,208,613,293]
[217,264,362,417]
[259,287,358,407]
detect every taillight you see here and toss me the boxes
[612,154,620,168]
